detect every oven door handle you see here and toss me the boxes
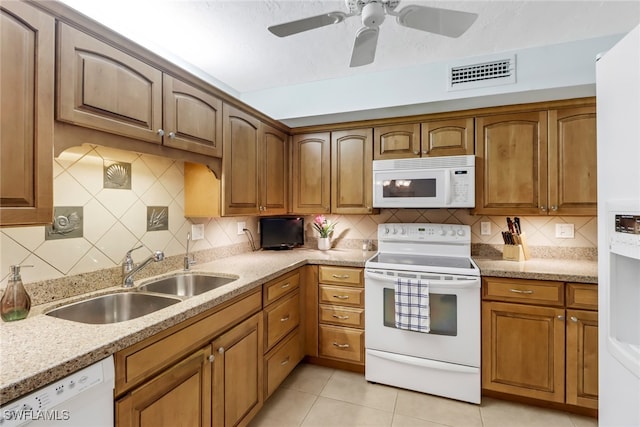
[367,349,479,374]
[365,270,479,289]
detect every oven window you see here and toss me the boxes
[382,179,436,198]
[383,288,457,336]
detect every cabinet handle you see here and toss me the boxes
[168,131,176,139]
[280,357,290,366]
[332,314,350,320]
[281,283,290,289]
[333,342,350,349]
[422,151,428,155]
[557,315,565,321]
[280,315,290,322]
[157,129,165,136]
[218,347,225,354]
[570,316,579,322]
[509,289,534,294]
[413,151,420,155]
[551,205,558,211]
[332,274,350,279]
[333,295,349,300]
[540,206,547,212]
[208,355,215,363]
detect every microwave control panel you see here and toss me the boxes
[451,170,472,203]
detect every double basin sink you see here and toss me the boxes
[46,273,237,325]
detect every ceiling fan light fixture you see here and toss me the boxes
[362,2,385,27]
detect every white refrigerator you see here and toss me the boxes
[596,24,640,427]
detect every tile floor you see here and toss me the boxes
[249,363,598,427]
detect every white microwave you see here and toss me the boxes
[373,155,475,208]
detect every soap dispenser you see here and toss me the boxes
[1,265,33,322]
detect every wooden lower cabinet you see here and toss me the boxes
[482,301,566,402]
[212,312,263,427]
[116,346,212,427]
[482,277,598,412]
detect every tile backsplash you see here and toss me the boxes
[0,145,597,288]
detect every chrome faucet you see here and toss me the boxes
[122,246,165,287]
[184,232,196,271]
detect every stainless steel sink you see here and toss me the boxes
[138,273,237,297]
[46,292,181,324]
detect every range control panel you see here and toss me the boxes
[378,223,471,243]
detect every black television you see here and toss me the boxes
[260,217,304,250]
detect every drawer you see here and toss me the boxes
[319,325,364,363]
[319,304,364,328]
[319,284,364,308]
[264,328,303,398]
[264,290,300,351]
[319,266,363,287]
[264,270,300,306]
[566,283,598,310]
[482,277,564,306]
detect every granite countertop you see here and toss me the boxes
[0,248,597,404]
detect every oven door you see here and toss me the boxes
[364,269,480,367]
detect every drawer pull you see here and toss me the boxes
[333,295,349,300]
[332,274,350,279]
[281,283,291,289]
[332,342,350,349]
[280,315,290,322]
[332,314,350,320]
[570,316,579,322]
[280,357,290,366]
[509,288,534,294]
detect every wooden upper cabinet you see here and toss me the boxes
[474,111,548,215]
[373,124,420,159]
[331,129,374,214]
[222,104,260,216]
[291,133,331,214]
[57,23,163,143]
[260,124,288,215]
[421,117,474,157]
[0,2,54,226]
[163,75,222,157]
[548,106,597,216]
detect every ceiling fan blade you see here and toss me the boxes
[268,12,348,37]
[396,5,478,38]
[350,27,379,67]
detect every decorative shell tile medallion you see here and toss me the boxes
[103,162,131,189]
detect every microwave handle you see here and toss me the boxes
[444,169,452,206]
[365,270,479,289]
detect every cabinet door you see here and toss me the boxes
[57,23,163,143]
[0,2,54,226]
[548,106,597,216]
[222,104,260,216]
[331,128,374,214]
[482,301,565,403]
[421,117,474,157]
[116,346,212,427]
[260,124,288,215]
[566,309,598,409]
[212,312,263,427]
[163,75,223,157]
[373,124,420,159]
[291,133,330,214]
[475,111,548,215]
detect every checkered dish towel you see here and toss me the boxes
[394,278,430,333]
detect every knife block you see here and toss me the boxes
[502,232,530,261]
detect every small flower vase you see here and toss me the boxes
[317,237,331,251]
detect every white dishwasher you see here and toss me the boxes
[0,356,114,427]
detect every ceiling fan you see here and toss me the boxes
[268,0,478,67]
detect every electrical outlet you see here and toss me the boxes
[480,222,491,235]
[555,223,575,239]
[237,221,246,235]
[190,224,204,240]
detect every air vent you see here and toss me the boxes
[448,54,516,91]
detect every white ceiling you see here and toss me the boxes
[59,0,640,124]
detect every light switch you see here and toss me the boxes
[555,223,575,239]
[191,224,204,240]
[480,222,491,235]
